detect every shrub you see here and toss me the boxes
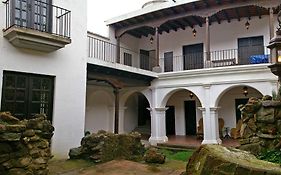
[258,149,281,164]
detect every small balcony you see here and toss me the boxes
[3,0,71,52]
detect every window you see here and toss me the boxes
[12,0,52,32]
[1,71,54,121]
[124,52,132,66]
[164,52,173,72]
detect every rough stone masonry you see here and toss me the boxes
[0,112,54,175]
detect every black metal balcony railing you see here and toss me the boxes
[88,35,271,72]
[88,36,157,71]
[3,0,71,38]
[162,46,271,72]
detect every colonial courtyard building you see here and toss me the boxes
[0,0,280,158]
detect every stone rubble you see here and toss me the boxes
[69,130,145,163]
[0,112,54,175]
[238,97,281,155]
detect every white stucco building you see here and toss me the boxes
[0,0,280,158]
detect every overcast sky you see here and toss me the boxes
[87,0,148,37]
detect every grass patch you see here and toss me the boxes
[159,148,194,162]
[258,149,281,164]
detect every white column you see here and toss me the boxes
[118,107,127,134]
[148,107,168,145]
[201,85,221,144]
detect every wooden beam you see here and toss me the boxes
[235,8,241,21]
[192,16,203,27]
[159,25,170,34]
[223,10,231,23]
[115,0,280,37]
[173,20,186,30]
[135,28,149,37]
[203,0,210,8]
[246,6,251,20]
[256,6,262,19]
[214,14,221,24]
[181,18,194,28]
[165,22,178,32]
[192,2,198,10]
[216,0,222,5]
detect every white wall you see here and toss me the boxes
[85,86,114,133]
[166,90,202,135]
[0,0,88,158]
[124,93,139,133]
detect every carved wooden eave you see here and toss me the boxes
[114,0,281,37]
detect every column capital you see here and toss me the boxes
[147,107,168,112]
[210,107,220,112]
[198,107,206,111]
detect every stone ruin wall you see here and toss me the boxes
[0,112,54,175]
[238,96,281,155]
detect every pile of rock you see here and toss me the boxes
[69,130,145,163]
[185,144,281,175]
[0,112,54,175]
[143,147,165,164]
[238,96,281,155]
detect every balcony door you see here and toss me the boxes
[183,43,204,70]
[164,52,173,72]
[12,0,52,32]
[140,49,150,70]
[238,36,264,65]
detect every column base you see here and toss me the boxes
[148,136,168,146]
[152,66,162,73]
[201,138,222,145]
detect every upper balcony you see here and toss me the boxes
[3,0,71,52]
[88,35,271,73]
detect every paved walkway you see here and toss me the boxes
[158,135,240,149]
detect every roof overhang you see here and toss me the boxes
[107,0,281,38]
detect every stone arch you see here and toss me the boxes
[160,87,204,108]
[214,84,264,107]
[214,84,264,131]
[160,87,204,136]
[122,91,151,135]
[120,89,151,108]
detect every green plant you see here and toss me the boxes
[159,149,194,162]
[272,90,277,100]
[258,149,281,164]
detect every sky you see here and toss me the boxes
[87,0,148,37]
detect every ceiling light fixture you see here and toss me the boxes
[243,86,248,97]
[245,21,250,30]
[192,28,197,37]
[150,36,154,44]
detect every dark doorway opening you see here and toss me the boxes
[140,49,150,70]
[184,101,197,135]
[166,106,175,135]
[183,43,204,70]
[138,94,150,126]
[235,98,249,123]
